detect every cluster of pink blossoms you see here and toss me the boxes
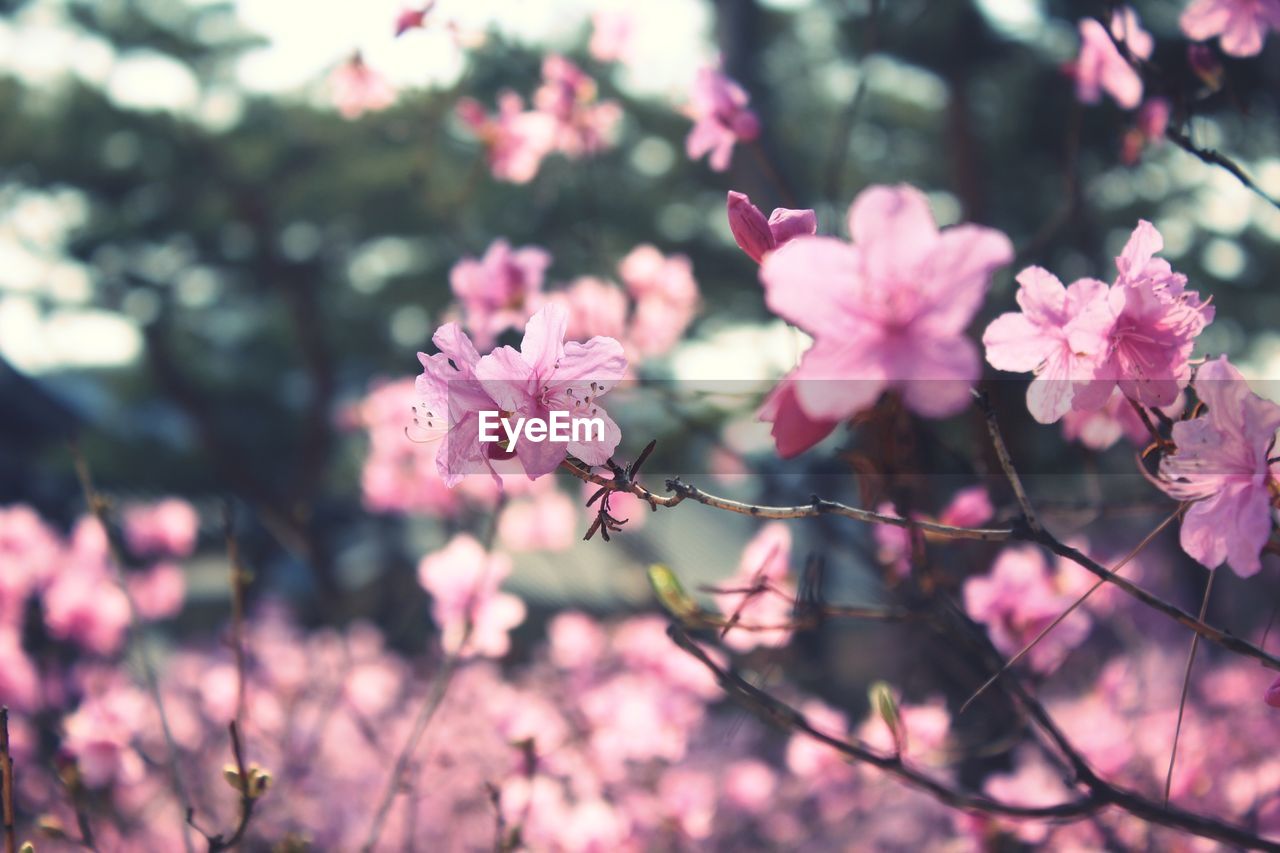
[984,220,1213,425]
[456,55,620,184]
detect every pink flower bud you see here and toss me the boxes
[767,207,817,247]
[1187,44,1224,90]
[726,191,774,263]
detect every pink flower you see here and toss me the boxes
[726,190,817,264]
[533,56,621,157]
[548,276,630,342]
[1061,387,1183,450]
[761,184,1014,428]
[62,688,147,788]
[394,3,434,37]
[589,11,635,63]
[331,53,396,119]
[756,383,838,460]
[123,498,198,558]
[1074,8,1152,109]
[963,545,1091,672]
[722,760,777,811]
[126,562,186,620]
[497,487,578,552]
[42,547,132,656]
[0,505,60,623]
[417,534,525,657]
[684,67,760,172]
[416,323,508,487]
[1181,0,1280,57]
[0,627,39,711]
[712,523,794,651]
[456,92,556,184]
[984,268,1117,423]
[1122,97,1171,164]
[1072,221,1214,412]
[617,245,700,358]
[1158,357,1280,577]
[475,304,628,477]
[450,239,552,349]
[358,377,467,515]
[875,487,994,577]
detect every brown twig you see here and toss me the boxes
[70,444,197,853]
[668,625,1280,850]
[562,455,1280,670]
[1164,567,1218,806]
[223,505,250,731]
[972,390,1041,533]
[1,708,15,853]
[959,503,1187,714]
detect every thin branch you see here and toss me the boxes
[1166,127,1280,213]
[668,624,1280,850]
[70,445,196,853]
[1164,567,1217,806]
[563,455,1280,670]
[959,504,1186,714]
[223,504,250,731]
[973,389,1041,533]
[1,708,15,853]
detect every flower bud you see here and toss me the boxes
[767,207,817,248]
[648,564,703,624]
[727,191,775,264]
[1187,44,1223,91]
[868,681,906,756]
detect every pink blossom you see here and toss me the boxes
[394,3,434,37]
[1062,387,1183,450]
[1072,222,1213,411]
[983,267,1115,423]
[456,92,556,184]
[0,504,60,623]
[856,695,951,763]
[417,534,525,657]
[63,687,148,788]
[0,626,39,711]
[875,487,994,577]
[547,611,607,671]
[1074,8,1152,109]
[684,67,760,172]
[589,11,635,63]
[712,523,794,651]
[617,245,700,358]
[1122,97,1171,164]
[533,56,621,157]
[757,383,838,459]
[331,53,396,119]
[722,759,777,811]
[416,322,508,487]
[549,276,629,342]
[762,184,1014,426]
[126,562,186,620]
[497,488,578,552]
[450,239,552,350]
[963,545,1091,672]
[476,303,628,477]
[123,498,198,558]
[785,699,852,782]
[726,190,817,264]
[357,377,465,515]
[42,537,132,656]
[1158,357,1280,577]
[1181,0,1280,57]
[658,768,718,839]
